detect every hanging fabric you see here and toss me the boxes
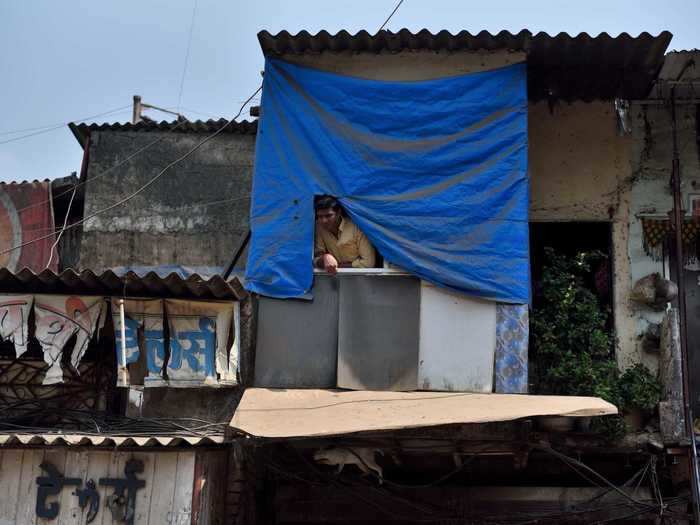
[34,295,105,385]
[164,299,235,387]
[0,295,33,357]
[245,59,529,303]
[111,298,165,387]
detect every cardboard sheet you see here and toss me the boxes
[231,388,618,438]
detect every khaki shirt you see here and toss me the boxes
[315,217,376,268]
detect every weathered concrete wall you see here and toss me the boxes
[623,103,700,372]
[79,130,255,271]
[527,101,641,373]
[528,102,630,221]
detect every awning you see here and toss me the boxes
[230,388,618,438]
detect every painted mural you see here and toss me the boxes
[0,181,57,272]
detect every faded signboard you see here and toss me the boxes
[0,448,206,525]
[0,294,33,357]
[0,181,57,272]
[34,295,105,385]
[111,299,165,387]
[165,299,235,386]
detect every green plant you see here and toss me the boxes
[532,248,662,440]
[617,363,662,411]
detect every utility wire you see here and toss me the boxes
[176,0,199,112]
[6,118,191,218]
[378,0,405,32]
[0,106,132,144]
[45,185,77,270]
[0,85,262,258]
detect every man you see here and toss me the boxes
[313,195,376,273]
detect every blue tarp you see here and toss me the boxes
[245,59,530,304]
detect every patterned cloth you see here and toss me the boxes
[641,217,700,261]
[494,304,529,394]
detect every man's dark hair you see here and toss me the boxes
[314,195,341,212]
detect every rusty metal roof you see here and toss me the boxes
[257,29,673,101]
[0,268,245,300]
[0,432,225,448]
[69,118,258,148]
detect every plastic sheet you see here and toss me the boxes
[246,59,529,303]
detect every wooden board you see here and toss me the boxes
[0,449,197,525]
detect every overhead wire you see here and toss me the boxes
[377,0,405,32]
[0,105,132,144]
[176,0,199,112]
[45,184,77,270]
[0,85,262,258]
[5,117,192,217]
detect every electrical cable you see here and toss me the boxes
[0,84,262,258]
[0,106,132,144]
[377,0,405,32]
[45,184,77,270]
[176,0,199,112]
[6,118,190,219]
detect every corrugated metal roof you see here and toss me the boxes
[257,29,673,101]
[0,433,225,447]
[0,267,245,300]
[69,118,258,148]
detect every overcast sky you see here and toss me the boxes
[1,0,698,183]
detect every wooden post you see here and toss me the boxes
[132,95,143,124]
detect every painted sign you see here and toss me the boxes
[34,295,105,385]
[165,299,236,386]
[0,181,57,272]
[0,294,33,356]
[111,299,165,387]
[36,459,145,524]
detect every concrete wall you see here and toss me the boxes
[79,129,255,272]
[623,103,700,372]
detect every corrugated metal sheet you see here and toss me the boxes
[0,267,245,300]
[0,433,224,447]
[257,29,672,101]
[649,50,700,99]
[69,118,258,147]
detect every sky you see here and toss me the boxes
[1,0,698,183]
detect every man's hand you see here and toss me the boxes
[321,253,339,274]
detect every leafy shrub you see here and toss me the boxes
[532,248,661,439]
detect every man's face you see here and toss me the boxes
[316,207,341,232]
